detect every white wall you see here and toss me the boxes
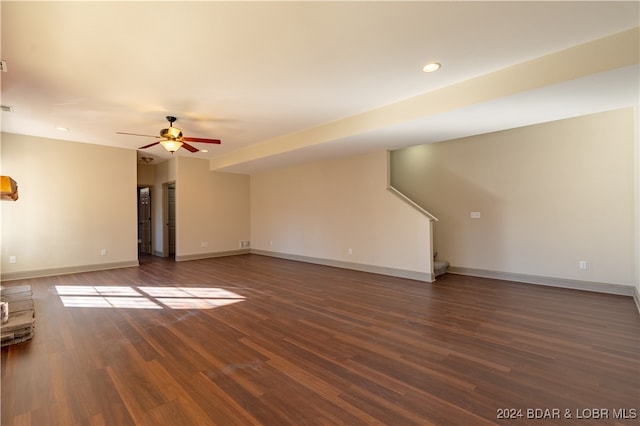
[1,133,138,279]
[391,108,636,289]
[250,150,433,280]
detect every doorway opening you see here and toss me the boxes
[137,186,152,256]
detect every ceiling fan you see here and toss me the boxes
[117,116,221,153]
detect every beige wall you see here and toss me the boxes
[175,157,250,259]
[1,133,138,279]
[1,138,252,278]
[250,150,433,279]
[391,108,636,288]
[635,107,640,298]
[137,163,156,187]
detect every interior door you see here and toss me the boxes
[138,187,152,255]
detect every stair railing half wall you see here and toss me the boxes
[386,151,439,279]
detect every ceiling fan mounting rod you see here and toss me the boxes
[166,115,177,126]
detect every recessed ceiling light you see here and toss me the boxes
[56,126,68,131]
[422,62,441,73]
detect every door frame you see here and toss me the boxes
[162,181,176,259]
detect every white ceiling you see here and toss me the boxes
[1,1,638,174]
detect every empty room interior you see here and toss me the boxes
[1,2,639,425]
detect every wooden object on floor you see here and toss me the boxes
[1,255,638,425]
[0,285,35,346]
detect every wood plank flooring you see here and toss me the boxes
[2,254,639,425]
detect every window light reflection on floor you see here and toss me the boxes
[156,298,243,309]
[138,286,243,299]
[56,285,142,296]
[54,285,246,310]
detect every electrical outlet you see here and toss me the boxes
[101,249,107,256]
[9,256,16,264]
[579,260,587,270]
[201,241,208,247]
[348,248,353,255]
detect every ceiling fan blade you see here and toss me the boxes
[181,142,199,153]
[117,132,159,138]
[183,136,221,144]
[138,141,161,149]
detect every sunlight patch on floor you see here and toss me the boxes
[54,285,246,310]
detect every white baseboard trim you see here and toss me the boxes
[0,260,140,282]
[175,248,250,262]
[251,249,434,283]
[447,266,636,297]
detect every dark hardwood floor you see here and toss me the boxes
[2,254,639,425]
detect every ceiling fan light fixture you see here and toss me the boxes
[160,140,183,153]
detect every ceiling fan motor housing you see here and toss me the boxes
[161,127,183,139]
